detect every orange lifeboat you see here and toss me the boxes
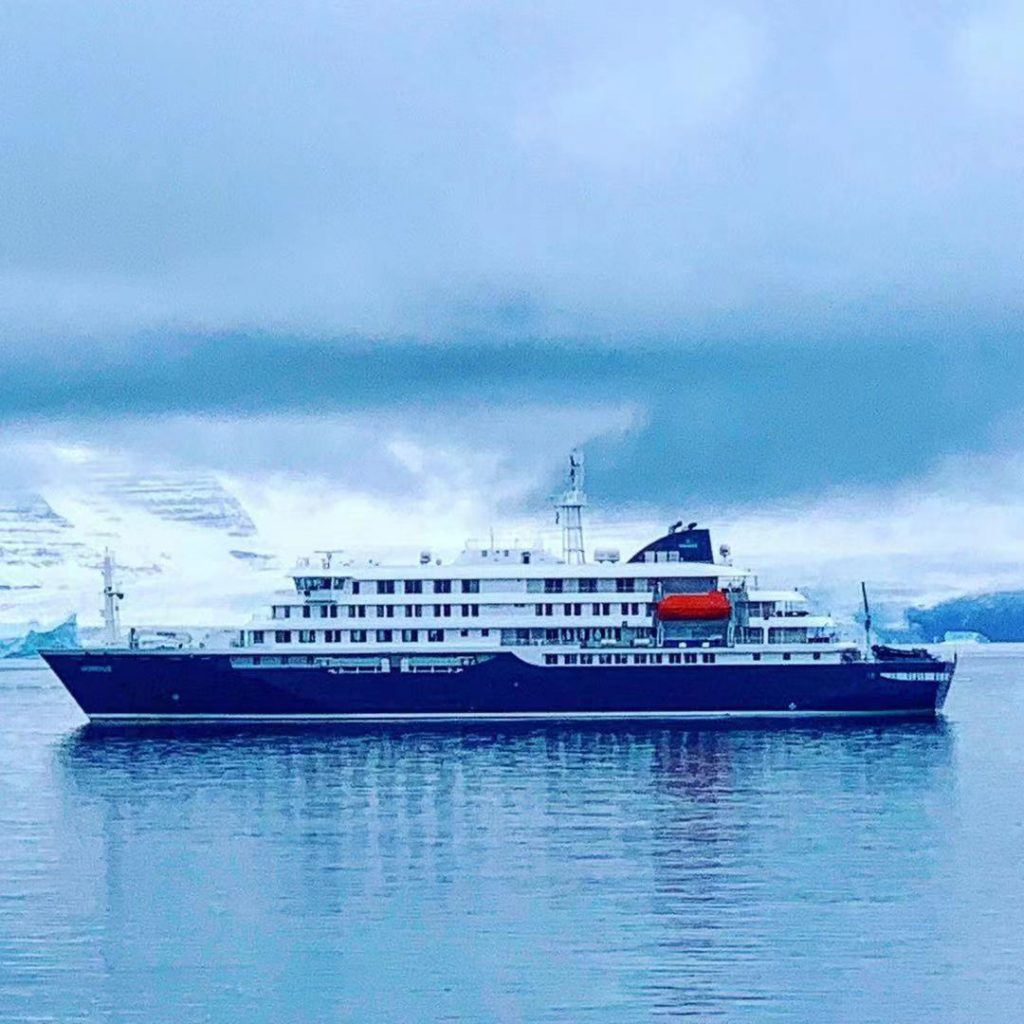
[657,592,732,621]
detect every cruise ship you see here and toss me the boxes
[42,455,955,721]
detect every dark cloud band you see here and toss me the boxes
[3,332,1022,506]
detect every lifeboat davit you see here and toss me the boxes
[657,592,732,621]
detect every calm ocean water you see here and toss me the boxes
[1,650,1022,1023]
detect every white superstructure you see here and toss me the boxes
[230,456,850,668]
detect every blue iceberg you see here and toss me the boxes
[0,615,79,659]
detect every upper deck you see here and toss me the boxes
[231,520,842,658]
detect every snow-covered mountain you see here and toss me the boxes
[0,494,90,569]
[86,470,257,536]
[0,466,280,630]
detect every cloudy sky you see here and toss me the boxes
[1,1,1023,623]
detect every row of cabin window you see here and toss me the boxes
[544,652,717,665]
[272,604,482,620]
[271,601,653,621]
[539,578,653,593]
[539,651,823,666]
[370,579,472,594]
[297,578,476,595]
[499,627,651,644]
[535,602,649,617]
[260,626,491,643]
[254,626,641,646]
[735,627,812,643]
[743,603,809,619]
[297,577,711,596]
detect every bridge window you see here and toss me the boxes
[296,576,331,591]
[769,627,807,644]
[544,578,563,593]
[615,578,635,592]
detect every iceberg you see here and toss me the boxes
[0,615,79,659]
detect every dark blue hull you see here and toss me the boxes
[41,650,955,721]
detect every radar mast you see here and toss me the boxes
[556,450,587,564]
[101,549,123,646]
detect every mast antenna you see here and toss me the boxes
[101,549,124,646]
[314,549,344,570]
[556,450,587,564]
[860,581,873,658]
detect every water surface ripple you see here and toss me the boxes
[1,652,1022,1022]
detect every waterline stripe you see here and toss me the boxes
[85,708,935,723]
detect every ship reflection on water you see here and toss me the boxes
[46,716,956,1022]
